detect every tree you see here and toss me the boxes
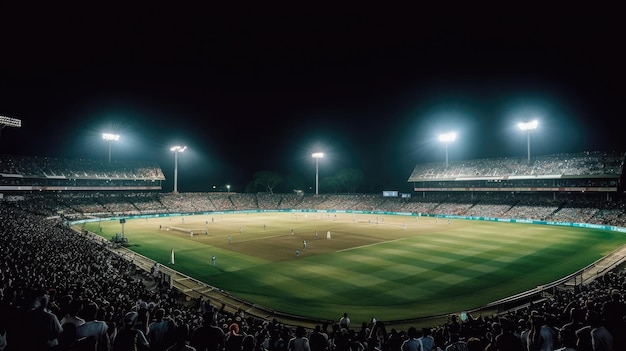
[336,168,365,193]
[320,175,341,194]
[253,171,283,194]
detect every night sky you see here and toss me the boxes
[1,5,624,193]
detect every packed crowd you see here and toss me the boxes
[0,154,164,180]
[12,191,626,228]
[1,194,626,351]
[407,151,625,181]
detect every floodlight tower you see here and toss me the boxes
[312,152,324,195]
[438,132,456,167]
[0,115,22,140]
[518,120,538,164]
[102,133,120,164]
[226,185,231,194]
[170,145,187,193]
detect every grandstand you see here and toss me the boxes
[0,154,165,192]
[408,151,625,196]
[1,151,626,350]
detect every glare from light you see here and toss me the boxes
[438,132,456,143]
[312,152,324,159]
[517,120,538,131]
[170,145,187,153]
[102,133,120,141]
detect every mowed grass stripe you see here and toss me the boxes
[83,214,626,322]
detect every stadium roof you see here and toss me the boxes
[407,151,626,182]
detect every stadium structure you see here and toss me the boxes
[408,151,624,198]
[1,150,626,328]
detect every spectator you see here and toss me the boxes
[112,311,149,351]
[339,314,350,331]
[148,308,177,351]
[418,328,434,351]
[444,333,467,351]
[527,314,545,351]
[60,300,85,329]
[288,326,311,351]
[242,334,255,351]
[167,323,196,351]
[400,327,422,351]
[53,322,96,351]
[575,326,593,351]
[225,323,244,351]
[601,289,625,350]
[587,310,613,351]
[24,290,64,350]
[76,302,109,351]
[190,310,225,351]
[493,318,523,351]
[387,329,404,351]
[555,327,577,351]
[309,325,329,351]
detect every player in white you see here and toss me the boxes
[326,230,331,239]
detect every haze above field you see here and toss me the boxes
[1,5,624,192]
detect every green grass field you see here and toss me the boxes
[83,212,626,323]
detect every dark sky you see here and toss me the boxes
[1,5,624,193]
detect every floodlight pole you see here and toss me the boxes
[312,152,324,195]
[170,145,187,193]
[107,142,112,164]
[526,130,531,163]
[102,133,120,164]
[518,120,538,164]
[438,132,456,168]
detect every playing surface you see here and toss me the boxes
[83,212,626,323]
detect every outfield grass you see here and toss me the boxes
[83,212,626,323]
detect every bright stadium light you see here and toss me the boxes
[0,115,22,128]
[518,120,538,163]
[226,184,231,193]
[170,145,187,193]
[312,152,324,195]
[438,132,456,167]
[102,133,120,164]
[0,115,22,140]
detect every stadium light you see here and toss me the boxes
[170,145,187,193]
[438,132,456,167]
[0,115,22,140]
[0,115,22,128]
[518,120,538,164]
[312,152,324,195]
[227,184,231,194]
[102,133,120,164]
